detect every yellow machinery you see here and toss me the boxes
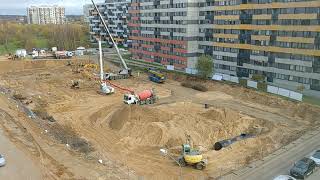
[84,64,98,70]
[178,142,207,170]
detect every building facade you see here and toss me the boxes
[27,5,65,24]
[129,0,214,70]
[212,0,320,93]
[88,0,130,47]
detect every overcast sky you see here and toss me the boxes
[0,0,104,15]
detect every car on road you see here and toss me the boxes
[290,157,316,179]
[310,150,320,166]
[273,175,296,180]
[0,154,6,167]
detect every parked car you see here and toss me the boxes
[290,157,316,179]
[0,154,6,167]
[273,175,296,180]
[310,150,320,166]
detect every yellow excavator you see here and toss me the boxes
[84,63,98,70]
[177,140,207,170]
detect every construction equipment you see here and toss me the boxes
[148,69,166,83]
[84,64,98,70]
[91,0,132,80]
[177,139,207,170]
[32,49,55,59]
[97,40,114,95]
[55,51,73,59]
[123,89,157,105]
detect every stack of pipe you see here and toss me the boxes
[213,133,255,151]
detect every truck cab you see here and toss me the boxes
[124,94,138,104]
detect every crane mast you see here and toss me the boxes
[90,0,129,70]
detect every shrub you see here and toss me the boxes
[239,79,247,87]
[257,82,267,91]
[192,84,208,92]
[252,74,265,82]
[181,82,208,92]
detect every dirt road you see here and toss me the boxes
[0,128,42,180]
[220,127,320,180]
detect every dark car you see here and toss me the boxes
[290,157,316,179]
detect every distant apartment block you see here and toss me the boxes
[27,5,65,24]
[128,0,214,70]
[88,0,130,47]
[212,0,320,93]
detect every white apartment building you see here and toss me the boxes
[27,5,65,25]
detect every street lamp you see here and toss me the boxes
[160,148,183,180]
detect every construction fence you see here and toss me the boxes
[212,73,303,102]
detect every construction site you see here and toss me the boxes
[0,1,319,179]
[0,56,320,179]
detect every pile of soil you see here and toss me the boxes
[107,103,271,150]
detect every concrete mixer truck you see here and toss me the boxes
[124,90,157,105]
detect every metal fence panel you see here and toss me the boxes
[267,85,279,94]
[278,88,290,97]
[289,91,303,101]
[229,76,239,83]
[222,74,231,81]
[167,65,174,71]
[212,74,223,81]
[247,80,258,89]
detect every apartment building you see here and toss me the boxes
[88,0,130,47]
[212,0,320,93]
[128,0,214,70]
[27,5,65,24]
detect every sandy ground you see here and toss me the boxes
[0,60,319,179]
[0,128,42,180]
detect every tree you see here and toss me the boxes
[196,55,214,79]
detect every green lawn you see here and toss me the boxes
[0,38,48,55]
[0,43,18,55]
[303,96,320,107]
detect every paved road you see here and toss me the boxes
[221,128,320,180]
[0,129,41,180]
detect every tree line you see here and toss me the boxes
[0,22,90,54]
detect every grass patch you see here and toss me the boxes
[303,96,320,107]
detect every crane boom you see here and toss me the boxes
[90,0,129,70]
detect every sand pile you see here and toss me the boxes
[106,103,271,150]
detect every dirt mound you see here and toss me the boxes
[106,103,271,150]
[108,105,131,130]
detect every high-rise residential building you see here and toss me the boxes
[128,0,214,71]
[27,5,65,24]
[212,0,320,94]
[88,0,130,47]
